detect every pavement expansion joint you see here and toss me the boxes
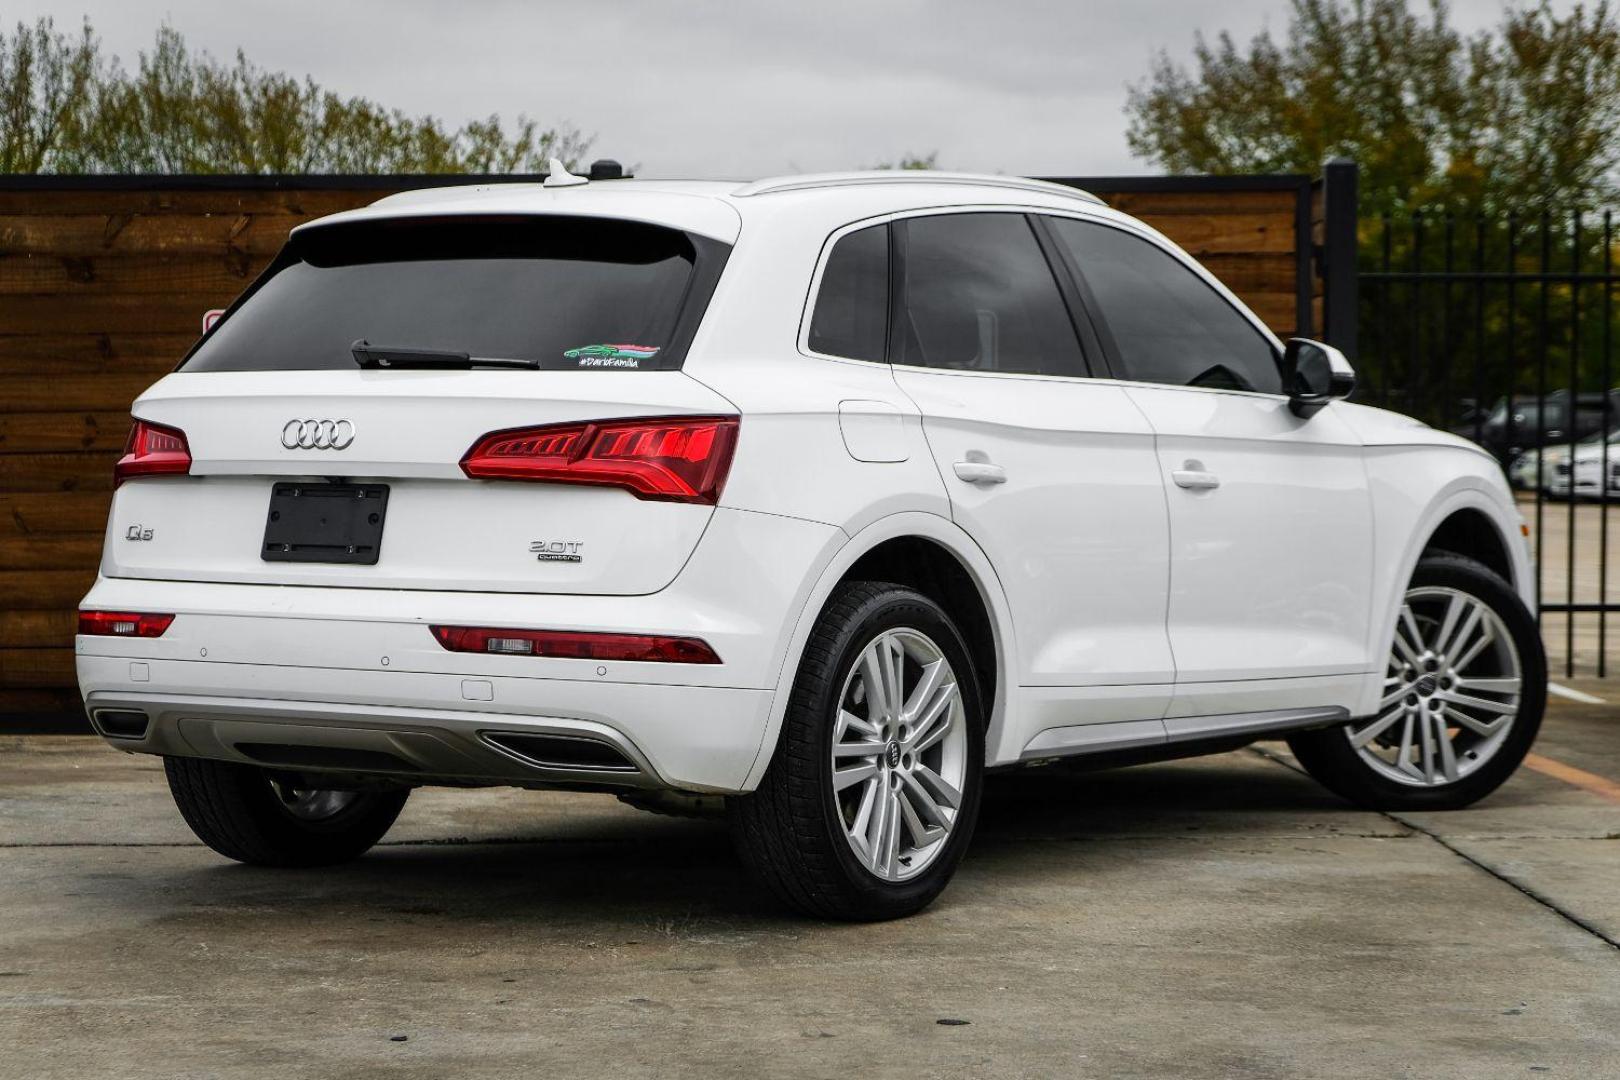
[1247,745,1620,953]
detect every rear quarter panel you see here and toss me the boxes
[684,201,950,533]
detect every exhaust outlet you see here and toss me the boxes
[91,709,151,740]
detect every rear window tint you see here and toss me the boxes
[183,217,726,372]
[894,213,1087,377]
[808,224,889,361]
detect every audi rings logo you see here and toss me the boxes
[281,418,355,451]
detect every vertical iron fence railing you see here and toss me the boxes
[1360,210,1620,677]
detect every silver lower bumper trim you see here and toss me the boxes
[82,690,671,792]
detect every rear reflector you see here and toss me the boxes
[430,625,721,664]
[78,611,175,638]
[115,419,191,487]
[460,415,738,504]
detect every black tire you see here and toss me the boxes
[730,582,986,921]
[164,756,410,866]
[1287,553,1546,811]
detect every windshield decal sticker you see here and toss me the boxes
[564,343,661,368]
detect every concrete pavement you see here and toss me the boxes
[2,698,1619,1079]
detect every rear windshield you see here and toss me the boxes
[183,216,727,372]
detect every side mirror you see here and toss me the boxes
[1283,338,1356,418]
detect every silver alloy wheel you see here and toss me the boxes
[1347,585,1523,787]
[830,627,968,882]
[266,776,361,822]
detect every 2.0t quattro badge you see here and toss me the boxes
[281,419,355,450]
[530,540,583,563]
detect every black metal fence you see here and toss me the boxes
[1359,209,1620,675]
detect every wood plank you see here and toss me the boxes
[0,412,132,453]
[1194,253,1298,294]
[0,609,75,648]
[0,492,114,536]
[0,686,83,716]
[0,534,104,570]
[0,190,1307,253]
[0,568,97,609]
[0,374,157,412]
[1132,212,1296,256]
[1240,292,1298,335]
[0,213,312,258]
[0,189,388,216]
[0,334,196,374]
[0,452,119,492]
[0,253,265,295]
[0,647,77,688]
[0,292,257,336]
[1098,190,1296,217]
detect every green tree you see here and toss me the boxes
[1125,0,1620,213]
[0,18,591,174]
[0,17,102,171]
[871,151,938,170]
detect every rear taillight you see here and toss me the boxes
[460,415,738,504]
[115,419,191,487]
[429,625,721,664]
[78,611,175,638]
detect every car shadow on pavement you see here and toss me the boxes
[977,752,1353,834]
[150,751,1362,926]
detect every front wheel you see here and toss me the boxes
[1288,553,1546,810]
[730,582,985,920]
[165,757,410,866]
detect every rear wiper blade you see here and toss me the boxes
[351,339,541,370]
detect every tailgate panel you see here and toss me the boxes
[106,369,732,595]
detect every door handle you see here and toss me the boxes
[1172,460,1220,491]
[953,460,1007,485]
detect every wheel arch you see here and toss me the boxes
[1355,479,1532,718]
[1421,505,1517,587]
[741,512,1017,791]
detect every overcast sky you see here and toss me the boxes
[24,0,1562,177]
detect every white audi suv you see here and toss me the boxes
[77,166,1546,920]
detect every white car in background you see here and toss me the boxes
[1555,435,1620,500]
[1520,427,1619,497]
[77,166,1547,920]
[1509,443,1570,492]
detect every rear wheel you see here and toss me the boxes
[731,582,985,920]
[164,757,410,866]
[1288,554,1546,810]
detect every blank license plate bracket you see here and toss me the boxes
[262,482,389,565]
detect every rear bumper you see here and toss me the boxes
[74,506,846,793]
[78,655,773,793]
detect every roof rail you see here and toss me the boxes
[733,170,1106,205]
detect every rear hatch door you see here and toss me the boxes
[102,211,740,596]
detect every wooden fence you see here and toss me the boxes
[0,172,1320,719]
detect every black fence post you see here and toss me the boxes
[1319,157,1360,360]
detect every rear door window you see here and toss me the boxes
[893,212,1088,378]
[184,217,726,372]
[1047,217,1282,394]
[808,224,889,362]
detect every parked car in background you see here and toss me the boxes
[1551,436,1620,500]
[1454,391,1620,465]
[77,167,1547,920]
[1508,445,1552,491]
[1512,427,1620,494]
